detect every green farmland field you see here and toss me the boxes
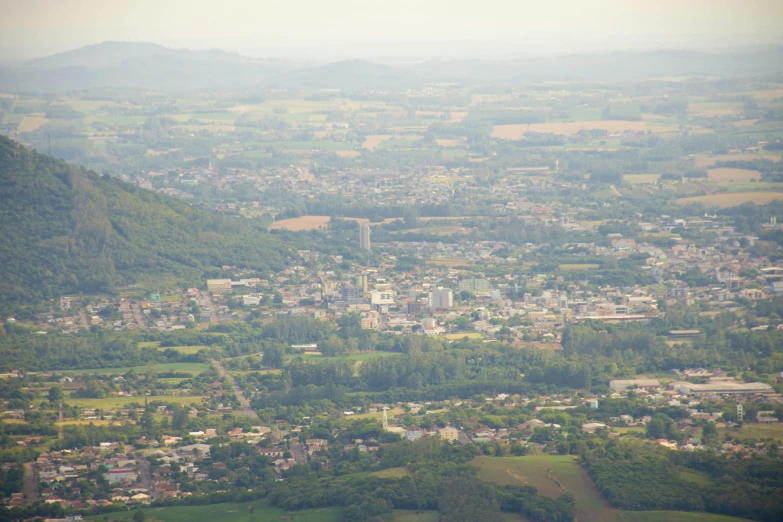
[61,363,209,375]
[619,512,752,522]
[64,395,205,409]
[86,501,341,522]
[473,455,622,522]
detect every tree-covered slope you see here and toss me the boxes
[0,136,289,311]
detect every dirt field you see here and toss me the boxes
[362,134,392,150]
[692,153,781,168]
[492,121,647,139]
[269,216,332,231]
[676,191,783,208]
[624,174,661,184]
[18,114,50,132]
[689,102,742,117]
[435,138,465,147]
[269,215,399,231]
[335,150,361,158]
[706,168,761,182]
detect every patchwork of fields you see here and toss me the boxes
[676,191,783,208]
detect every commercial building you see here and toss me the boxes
[609,379,661,392]
[458,278,490,293]
[439,426,459,441]
[676,381,773,396]
[371,291,395,306]
[407,300,423,315]
[430,287,453,310]
[340,285,365,300]
[356,274,368,293]
[207,279,232,293]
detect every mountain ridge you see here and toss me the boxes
[0,136,290,314]
[2,41,782,92]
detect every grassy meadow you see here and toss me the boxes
[473,455,622,522]
[86,501,341,522]
[60,363,209,375]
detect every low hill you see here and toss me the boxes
[0,41,289,91]
[3,42,781,92]
[0,136,290,313]
[289,59,423,90]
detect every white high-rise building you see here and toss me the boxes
[359,223,371,250]
[429,287,453,310]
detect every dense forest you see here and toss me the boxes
[0,136,290,314]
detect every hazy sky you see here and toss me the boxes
[2,0,782,62]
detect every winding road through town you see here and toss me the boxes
[211,359,258,419]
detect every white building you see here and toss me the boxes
[371,291,395,306]
[429,287,453,310]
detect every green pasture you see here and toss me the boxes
[64,395,205,409]
[86,501,341,522]
[60,362,209,375]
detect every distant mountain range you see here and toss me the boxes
[0,41,781,92]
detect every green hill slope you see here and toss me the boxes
[0,136,289,312]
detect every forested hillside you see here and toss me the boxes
[0,136,289,312]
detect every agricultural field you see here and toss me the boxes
[86,501,341,522]
[691,153,781,168]
[157,345,209,354]
[392,511,439,522]
[64,395,205,409]
[17,114,49,132]
[269,216,332,231]
[619,512,752,522]
[472,455,622,522]
[60,362,210,375]
[706,168,760,182]
[339,351,401,362]
[372,467,412,478]
[689,102,743,117]
[676,191,783,208]
[717,423,783,444]
[397,225,467,236]
[492,121,647,139]
[680,470,713,487]
[351,407,404,421]
[443,332,485,340]
[362,134,392,150]
[623,174,661,184]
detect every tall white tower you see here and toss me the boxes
[382,407,389,430]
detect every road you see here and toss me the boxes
[23,463,38,504]
[211,360,259,419]
[290,443,307,465]
[79,309,90,329]
[202,294,218,323]
[138,457,157,499]
[131,303,147,329]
